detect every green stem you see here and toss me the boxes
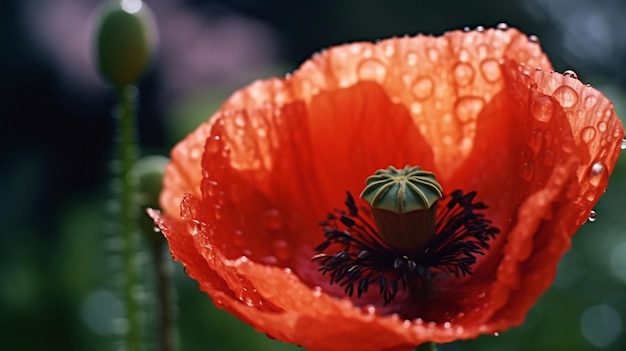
[118,85,141,351]
[415,342,438,351]
[150,236,178,351]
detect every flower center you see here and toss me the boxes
[360,165,443,255]
[312,165,499,307]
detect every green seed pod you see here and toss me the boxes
[360,165,444,252]
[95,0,157,87]
[360,165,443,214]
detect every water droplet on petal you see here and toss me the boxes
[581,126,597,143]
[455,96,484,123]
[427,48,439,62]
[589,162,607,187]
[262,208,283,230]
[458,49,470,62]
[186,219,205,236]
[480,59,501,83]
[528,35,539,43]
[476,25,485,32]
[597,121,607,132]
[411,77,434,100]
[496,23,509,30]
[410,102,423,115]
[494,332,500,337]
[406,51,418,66]
[553,85,579,108]
[358,58,387,82]
[384,43,395,57]
[207,135,221,154]
[531,96,555,122]
[588,210,597,222]
[563,70,579,79]
[621,138,626,150]
[591,161,606,176]
[312,286,323,297]
[206,180,219,196]
[584,95,598,109]
[453,62,475,86]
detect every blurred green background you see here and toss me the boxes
[1,0,625,350]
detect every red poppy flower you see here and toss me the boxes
[150,26,624,351]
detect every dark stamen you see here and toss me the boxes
[312,190,499,305]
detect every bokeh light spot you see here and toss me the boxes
[580,304,622,348]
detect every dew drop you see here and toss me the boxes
[563,69,579,79]
[463,26,471,32]
[531,96,555,122]
[454,96,485,123]
[528,35,539,43]
[480,59,501,83]
[190,148,201,160]
[476,25,485,32]
[262,208,284,230]
[152,226,161,233]
[384,43,395,57]
[234,113,246,127]
[185,219,205,236]
[496,23,509,30]
[476,44,488,59]
[584,191,595,202]
[553,85,579,108]
[443,322,452,329]
[213,204,223,220]
[403,320,412,328]
[584,95,598,109]
[406,51,418,66]
[206,180,219,196]
[312,286,323,297]
[357,58,387,82]
[580,126,597,143]
[453,62,475,86]
[597,121,607,132]
[589,161,606,187]
[362,47,373,58]
[411,102,423,115]
[621,138,626,150]
[427,48,439,62]
[588,210,597,222]
[590,161,606,177]
[494,332,500,337]
[207,135,221,154]
[458,49,470,62]
[411,77,434,100]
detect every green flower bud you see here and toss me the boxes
[95,0,157,87]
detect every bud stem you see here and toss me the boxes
[118,85,141,351]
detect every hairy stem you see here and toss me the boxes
[118,85,141,351]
